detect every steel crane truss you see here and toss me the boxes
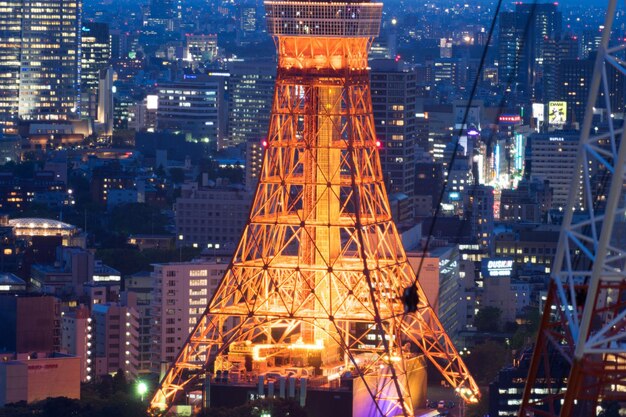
[520,4,626,415]
[151,7,479,416]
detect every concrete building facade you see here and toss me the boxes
[174,183,252,249]
[0,353,80,406]
[407,246,463,344]
[528,132,580,210]
[370,59,418,208]
[150,260,228,369]
[60,306,92,382]
[92,301,140,379]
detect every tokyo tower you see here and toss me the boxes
[151,1,479,415]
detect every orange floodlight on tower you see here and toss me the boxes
[150,1,479,415]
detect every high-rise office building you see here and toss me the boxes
[407,246,463,345]
[370,59,418,201]
[150,260,228,369]
[528,132,580,210]
[0,0,22,133]
[226,59,275,148]
[97,68,115,137]
[81,22,110,92]
[156,74,226,143]
[497,12,522,90]
[0,0,81,126]
[467,185,495,249]
[370,30,397,60]
[498,3,562,98]
[558,56,625,123]
[541,35,580,101]
[432,58,463,89]
[581,28,603,59]
[185,34,218,66]
[424,103,454,162]
[81,22,110,121]
[415,161,444,215]
[18,0,82,120]
[240,5,257,32]
[148,0,174,22]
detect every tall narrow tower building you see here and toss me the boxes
[151,1,479,415]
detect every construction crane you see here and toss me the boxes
[519,0,626,415]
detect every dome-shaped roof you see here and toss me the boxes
[9,218,76,231]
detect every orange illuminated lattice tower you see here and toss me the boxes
[151,1,479,415]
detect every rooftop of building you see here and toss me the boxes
[91,302,131,315]
[0,273,25,287]
[30,263,73,274]
[151,257,230,268]
[93,261,121,276]
[2,352,78,363]
[406,244,457,259]
[529,130,580,140]
[9,218,77,231]
[128,234,175,240]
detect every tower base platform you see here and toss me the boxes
[174,355,428,417]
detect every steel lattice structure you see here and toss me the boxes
[519,0,626,415]
[150,1,479,415]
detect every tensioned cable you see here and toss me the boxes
[413,0,510,287]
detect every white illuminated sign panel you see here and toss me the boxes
[147,95,159,110]
[484,259,513,277]
[532,103,544,122]
[93,275,121,282]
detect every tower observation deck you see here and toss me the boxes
[150,1,480,415]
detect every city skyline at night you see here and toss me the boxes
[0,0,625,416]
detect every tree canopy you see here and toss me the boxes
[474,306,503,333]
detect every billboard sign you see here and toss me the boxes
[532,103,544,122]
[482,258,514,278]
[499,114,522,124]
[548,101,567,125]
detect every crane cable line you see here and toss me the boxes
[407,0,542,295]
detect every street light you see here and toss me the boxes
[136,380,148,401]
